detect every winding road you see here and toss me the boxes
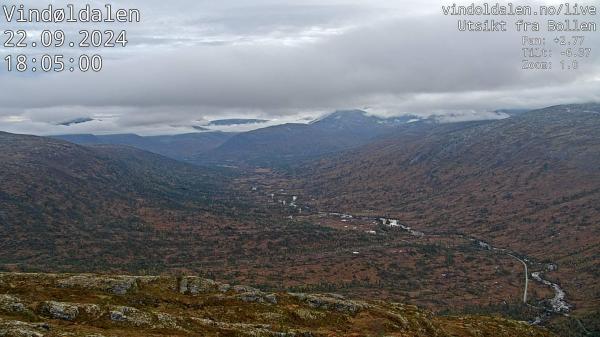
[269,191,572,326]
[331,213,571,325]
[507,254,529,304]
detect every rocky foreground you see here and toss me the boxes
[0,273,553,337]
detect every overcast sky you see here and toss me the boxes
[1,0,599,135]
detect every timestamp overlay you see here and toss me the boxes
[442,2,598,71]
[1,3,140,73]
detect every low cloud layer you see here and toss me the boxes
[1,0,599,135]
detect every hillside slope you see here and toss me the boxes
[0,132,236,271]
[0,272,555,337]
[200,110,422,167]
[54,132,234,161]
[296,103,600,312]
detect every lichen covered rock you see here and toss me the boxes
[231,285,278,304]
[288,293,368,314]
[39,301,79,321]
[0,319,50,337]
[179,277,219,294]
[109,306,152,327]
[57,275,138,295]
[0,296,26,314]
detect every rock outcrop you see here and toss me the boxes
[288,293,367,314]
[39,301,80,321]
[57,275,139,295]
[0,272,556,337]
[0,296,26,315]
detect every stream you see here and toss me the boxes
[472,238,571,324]
[530,271,571,324]
[341,213,572,325]
[272,191,572,326]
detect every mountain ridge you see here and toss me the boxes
[197,110,428,166]
[292,103,600,315]
[0,131,237,271]
[53,132,234,161]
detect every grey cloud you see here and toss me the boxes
[0,0,599,135]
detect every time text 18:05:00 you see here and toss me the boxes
[4,54,103,72]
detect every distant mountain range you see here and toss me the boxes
[197,110,427,166]
[54,132,234,162]
[55,110,428,167]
